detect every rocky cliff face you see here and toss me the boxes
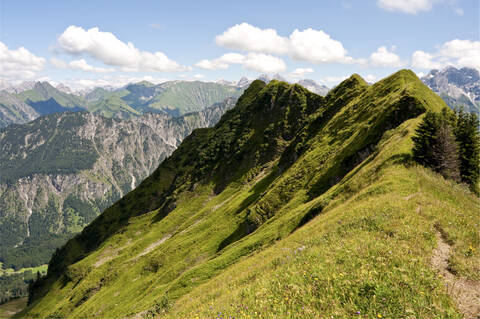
[297,79,330,95]
[422,66,479,114]
[0,98,235,270]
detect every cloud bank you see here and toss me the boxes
[0,41,45,80]
[57,26,188,72]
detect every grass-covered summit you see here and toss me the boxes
[22,70,479,318]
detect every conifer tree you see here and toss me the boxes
[455,109,480,191]
[432,123,460,181]
[412,111,440,167]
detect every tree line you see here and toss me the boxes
[412,108,479,193]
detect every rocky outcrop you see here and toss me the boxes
[422,66,479,114]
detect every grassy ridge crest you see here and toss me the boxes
[21,70,479,318]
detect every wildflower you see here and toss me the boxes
[377,314,382,318]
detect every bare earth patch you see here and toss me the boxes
[94,239,134,267]
[137,234,172,258]
[431,231,480,319]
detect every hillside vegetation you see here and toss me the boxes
[0,99,235,304]
[21,70,479,318]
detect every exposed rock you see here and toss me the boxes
[422,66,479,114]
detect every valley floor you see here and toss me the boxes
[0,298,27,319]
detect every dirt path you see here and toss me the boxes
[431,231,480,319]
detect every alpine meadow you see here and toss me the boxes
[0,1,478,318]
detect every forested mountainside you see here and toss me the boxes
[22,70,479,318]
[0,98,235,304]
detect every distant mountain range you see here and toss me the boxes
[421,66,479,115]
[0,80,244,127]
[0,77,330,129]
[2,67,478,131]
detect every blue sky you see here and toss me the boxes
[0,0,478,89]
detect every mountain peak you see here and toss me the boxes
[33,81,55,90]
[328,73,368,99]
[135,80,155,87]
[421,66,479,114]
[56,83,73,94]
[237,76,251,87]
[257,73,287,83]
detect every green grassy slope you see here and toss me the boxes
[21,70,479,318]
[87,95,141,119]
[87,81,244,118]
[15,82,85,110]
[143,81,243,116]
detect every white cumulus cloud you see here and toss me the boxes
[289,28,353,64]
[51,57,114,73]
[195,53,245,70]
[411,50,444,69]
[439,39,480,70]
[411,39,480,71]
[364,74,377,83]
[215,23,290,55]
[69,59,114,73]
[242,53,286,73]
[57,25,187,72]
[0,41,46,80]
[369,46,404,67]
[195,52,286,73]
[214,23,356,65]
[377,0,437,14]
[289,68,314,77]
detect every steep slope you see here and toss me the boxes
[139,81,243,116]
[0,99,234,275]
[23,70,479,318]
[422,66,479,115]
[86,81,244,118]
[14,82,86,115]
[88,95,142,119]
[0,91,38,128]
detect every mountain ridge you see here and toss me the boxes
[0,97,235,281]
[19,69,479,318]
[0,77,330,128]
